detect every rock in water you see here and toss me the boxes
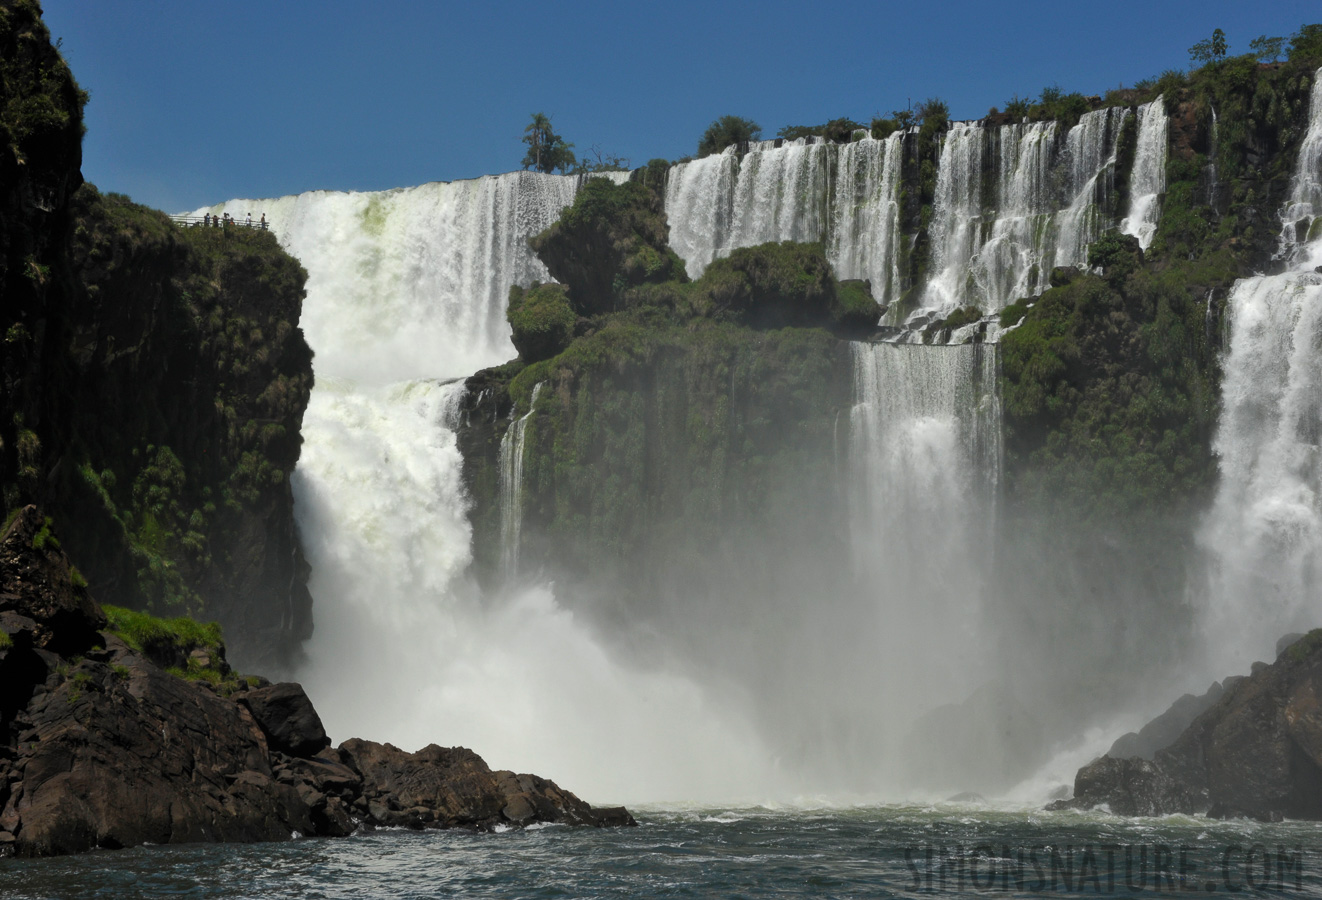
[1062,629,1322,820]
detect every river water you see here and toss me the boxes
[4,805,1320,898]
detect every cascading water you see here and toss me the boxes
[498,382,542,576]
[664,111,1127,327]
[1198,75,1322,677]
[1055,106,1131,269]
[848,341,1004,786]
[201,174,778,802]
[1279,68,1322,249]
[1120,96,1168,250]
[828,131,905,305]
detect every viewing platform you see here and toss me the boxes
[169,214,269,230]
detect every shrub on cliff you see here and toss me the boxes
[697,242,880,334]
[528,179,686,316]
[507,282,575,362]
[697,115,761,157]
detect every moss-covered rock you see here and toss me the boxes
[528,178,686,316]
[507,282,575,362]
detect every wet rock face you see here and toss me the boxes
[1061,630,1322,820]
[0,506,105,656]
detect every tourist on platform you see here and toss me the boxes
[246,212,252,227]
[260,213,267,230]
[204,213,210,227]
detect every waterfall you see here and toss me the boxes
[499,383,542,576]
[664,114,1129,325]
[1279,67,1322,248]
[848,340,1003,782]
[1120,96,1168,251]
[1198,83,1322,674]
[828,132,905,305]
[1056,106,1131,269]
[664,148,740,278]
[201,172,779,802]
[920,122,987,317]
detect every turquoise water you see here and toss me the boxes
[3,805,1321,898]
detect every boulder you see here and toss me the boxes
[239,682,330,758]
[338,738,635,830]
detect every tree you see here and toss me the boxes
[1189,28,1228,65]
[1250,35,1285,63]
[697,115,760,157]
[522,113,576,174]
[1290,24,1322,60]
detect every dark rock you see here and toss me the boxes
[1068,755,1203,816]
[1064,628,1322,819]
[0,507,105,656]
[339,739,635,830]
[239,682,330,758]
[1107,682,1224,760]
[5,652,311,857]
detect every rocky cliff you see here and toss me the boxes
[0,1,315,669]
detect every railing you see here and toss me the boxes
[169,214,269,230]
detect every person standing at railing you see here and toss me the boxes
[260,213,267,230]
[246,212,252,227]
[204,213,210,227]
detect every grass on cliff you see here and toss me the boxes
[103,604,222,656]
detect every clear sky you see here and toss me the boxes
[42,0,1322,213]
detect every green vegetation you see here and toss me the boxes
[1285,629,1322,664]
[507,282,576,362]
[1188,28,1229,65]
[777,118,864,143]
[0,630,12,651]
[529,178,686,315]
[697,115,761,157]
[103,603,223,657]
[101,604,250,691]
[521,112,576,174]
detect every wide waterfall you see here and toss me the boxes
[200,174,777,802]
[663,108,1128,324]
[1120,97,1168,250]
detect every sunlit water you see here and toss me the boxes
[4,806,1320,898]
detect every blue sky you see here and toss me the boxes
[43,0,1322,213]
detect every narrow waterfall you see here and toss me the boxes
[920,122,987,318]
[848,341,1002,777]
[202,174,778,802]
[1120,96,1168,250]
[1280,67,1322,248]
[829,131,905,305]
[498,382,542,576]
[1199,82,1322,675]
[664,147,740,278]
